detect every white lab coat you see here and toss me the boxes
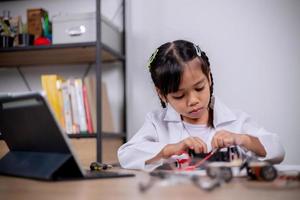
[118,97,285,170]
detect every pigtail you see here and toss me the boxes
[200,51,210,67]
[200,50,214,128]
[159,98,166,108]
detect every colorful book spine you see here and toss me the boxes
[68,78,80,134]
[84,75,97,132]
[41,74,115,135]
[74,79,87,133]
[41,75,65,129]
[82,84,94,134]
[61,82,73,134]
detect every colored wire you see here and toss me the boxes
[182,148,219,171]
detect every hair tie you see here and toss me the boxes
[147,48,159,69]
[194,44,202,57]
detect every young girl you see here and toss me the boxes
[118,40,285,170]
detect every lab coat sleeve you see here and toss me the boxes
[118,113,166,170]
[241,114,285,164]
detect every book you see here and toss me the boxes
[61,81,73,134]
[74,79,87,133]
[84,75,115,132]
[67,78,80,134]
[83,75,97,132]
[82,83,94,134]
[41,75,65,129]
[41,74,115,134]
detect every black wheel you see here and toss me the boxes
[206,167,217,178]
[220,167,233,182]
[206,166,232,182]
[260,165,277,181]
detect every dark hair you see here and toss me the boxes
[148,40,214,126]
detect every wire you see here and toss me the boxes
[194,148,219,168]
[180,148,219,171]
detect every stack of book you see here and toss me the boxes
[41,74,114,135]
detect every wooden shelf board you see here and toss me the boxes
[0,42,124,67]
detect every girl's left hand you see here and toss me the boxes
[211,130,248,149]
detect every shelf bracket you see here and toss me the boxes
[16,66,32,91]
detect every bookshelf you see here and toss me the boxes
[0,0,127,163]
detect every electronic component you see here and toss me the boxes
[90,162,113,171]
[188,146,241,162]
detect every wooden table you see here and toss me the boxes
[0,169,299,200]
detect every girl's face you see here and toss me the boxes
[163,58,211,125]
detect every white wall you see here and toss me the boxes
[126,0,300,164]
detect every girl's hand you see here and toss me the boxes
[211,130,248,149]
[161,137,207,159]
[211,130,266,157]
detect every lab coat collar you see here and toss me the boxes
[163,96,237,126]
[164,104,182,122]
[212,97,237,126]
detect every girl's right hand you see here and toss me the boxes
[161,137,207,159]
